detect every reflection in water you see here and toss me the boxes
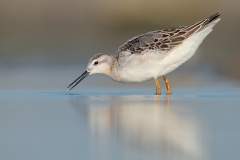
[70,95,207,160]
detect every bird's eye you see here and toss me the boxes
[94,61,99,65]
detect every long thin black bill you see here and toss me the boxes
[67,71,89,90]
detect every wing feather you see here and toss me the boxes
[116,13,220,59]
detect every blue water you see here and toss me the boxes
[0,88,240,160]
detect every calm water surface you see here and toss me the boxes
[0,88,240,160]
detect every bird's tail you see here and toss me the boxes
[201,12,221,29]
[178,12,220,38]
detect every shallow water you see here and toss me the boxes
[0,88,240,160]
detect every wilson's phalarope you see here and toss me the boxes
[68,13,220,95]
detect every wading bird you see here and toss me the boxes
[68,13,220,95]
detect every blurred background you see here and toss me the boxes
[1,0,240,90]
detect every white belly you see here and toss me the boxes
[111,25,215,83]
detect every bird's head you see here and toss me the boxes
[86,53,112,75]
[67,53,113,90]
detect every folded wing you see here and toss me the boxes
[116,13,220,59]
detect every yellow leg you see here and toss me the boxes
[162,76,171,95]
[154,78,161,95]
